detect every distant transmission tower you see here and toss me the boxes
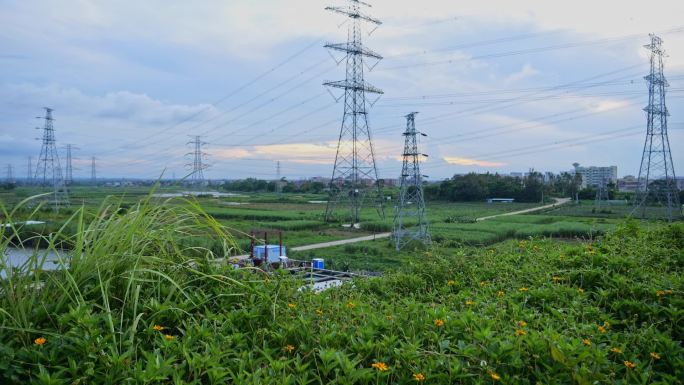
[323,0,385,225]
[186,136,209,186]
[594,178,609,211]
[64,144,79,185]
[90,157,96,184]
[6,164,14,184]
[393,112,430,250]
[633,35,681,221]
[27,156,33,184]
[34,107,69,210]
[276,160,283,195]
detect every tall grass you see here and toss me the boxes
[0,189,263,369]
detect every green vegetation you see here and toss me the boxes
[1,194,682,384]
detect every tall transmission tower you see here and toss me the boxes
[594,178,609,211]
[90,157,96,184]
[323,0,385,225]
[27,156,33,184]
[186,135,209,186]
[6,164,14,184]
[34,107,69,210]
[393,112,430,250]
[633,35,681,221]
[64,144,79,185]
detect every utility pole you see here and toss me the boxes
[34,107,69,210]
[393,112,430,250]
[323,0,385,225]
[186,135,209,187]
[633,35,680,221]
[90,157,96,184]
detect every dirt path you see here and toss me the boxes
[226,198,572,259]
[475,198,572,222]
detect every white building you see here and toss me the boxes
[572,163,617,188]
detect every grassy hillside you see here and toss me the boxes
[1,197,682,384]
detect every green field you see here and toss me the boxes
[1,196,682,384]
[1,186,624,265]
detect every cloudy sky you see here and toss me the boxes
[1,0,683,181]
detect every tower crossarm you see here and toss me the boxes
[323,80,384,94]
[325,6,381,25]
[324,42,382,60]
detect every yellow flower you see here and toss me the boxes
[315,309,323,316]
[447,280,456,286]
[284,344,295,353]
[152,325,164,331]
[386,315,393,321]
[582,339,591,346]
[371,362,389,371]
[656,290,665,297]
[519,287,529,292]
[515,329,527,336]
[34,337,46,345]
[597,325,606,334]
[413,373,426,381]
[578,288,585,295]
[518,320,527,327]
[650,352,661,360]
[465,300,474,306]
[552,276,562,282]
[490,371,501,381]
[346,302,356,309]
[624,360,636,369]
[434,319,445,327]
[479,281,487,287]
[287,303,296,309]
[610,347,623,354]
[164,334,174,341]
[496,291,505,297]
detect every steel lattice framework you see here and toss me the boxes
[91,156,97,184]
[186,135,209,186]
[633,35,681,221]
[594,177,609,211]
[323,0,384,224]
[64,143,78,185]
[393,112,430,250]
[34,107,69,210]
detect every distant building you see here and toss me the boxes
[618,175,639,192]
[572,163,617,188]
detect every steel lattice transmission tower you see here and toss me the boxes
[34,107,69,210]
[186,135,209,186]
[633,35,681,221]
[27,156,33,185]
[64,144,79,185]
[6,164,14,184]
[594,178,609,211]
[323,0,385,224]
[90,157,97,184]
[393,112,430,250]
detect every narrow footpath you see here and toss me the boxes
[228,198,572,259]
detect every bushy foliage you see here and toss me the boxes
[1,196,682,384]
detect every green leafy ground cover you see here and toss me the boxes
[1,197,682,384]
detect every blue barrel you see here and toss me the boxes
[312,258,325,269]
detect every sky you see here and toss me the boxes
[1,0,683,181]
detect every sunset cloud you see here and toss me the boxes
[443,156,505,167]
